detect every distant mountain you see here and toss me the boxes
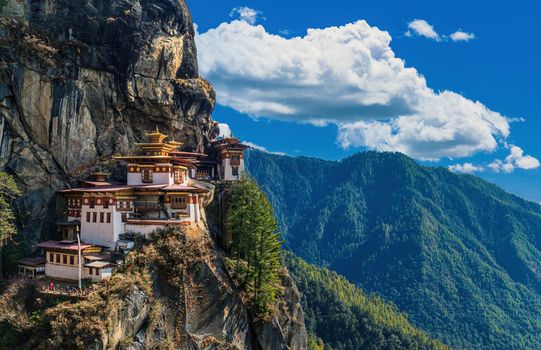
[246,150,541,349]
[285,253,448,350]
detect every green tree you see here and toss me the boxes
[227,175,283,315]
[0,172,20,278]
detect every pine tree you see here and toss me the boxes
[228,175,283,315]
[0,172,20,278]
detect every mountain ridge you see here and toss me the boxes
[245,149,541,349]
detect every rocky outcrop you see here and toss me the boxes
[254,272,308,350]
[0,0,218,240]
[0,226,307,350]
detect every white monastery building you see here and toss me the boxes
[22,128,249,283]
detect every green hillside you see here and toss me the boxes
[286,253,448,350]
[246,150,541,349]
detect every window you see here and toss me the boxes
[89,199,95,208]
[95,268,100,276]
[62,255,67,264]
[230,154,241,166]
[106,213,111,223]
[93,212,97,223]
[86,212,91,222]
[49,252,54,262]
[103,200,109,209]
[56,254,60,263]
[88,267,93,275]
[100,212,104,223]
[196,168,210,180]
[142,169,153,183]
[174,170,184,184]
[232,166,239,176]
[171,196,187,209]
[69,256,74,265]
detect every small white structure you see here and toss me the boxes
[211,137,249,181]
[36,240,114,282]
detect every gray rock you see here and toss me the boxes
[0,0,217,239]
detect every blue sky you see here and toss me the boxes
[188,0,541,202]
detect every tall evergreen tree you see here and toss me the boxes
[227,175,283,314]
[0,172,20,278]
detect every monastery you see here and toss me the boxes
[18,128,248,283]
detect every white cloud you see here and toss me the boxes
[407,19,441,41]
[448,162,484,174]
[450,30,475,42]
[243,142,286,156]
[405,20,475,43]
[218,122,232,138]
[229,7,263,25]
[197,20,511,160]
[488,145,540,173]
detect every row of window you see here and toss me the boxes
[49,252,76,265]
[68,210,81,217]
[171,196,187,209]
[47,253,101,275]
[88,199,110,209]
[88,267,101,276]
[141,169,185,183]
[117,201,132,210]
[67,198,82,207]
[85,212,112,224]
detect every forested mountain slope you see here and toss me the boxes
[246,150,541,349]
[286,254,448,350]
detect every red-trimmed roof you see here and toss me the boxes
[211,137,250,150]
[162,184,208,193]
[59,185,133,193]
[126,219,191,225]
[18,257,46,267]
[134,184,167,190]
[79,180,115,187]
[36,240,94,251]
[84,261,116,268]
[169,151,207,158]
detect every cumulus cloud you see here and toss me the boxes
[407,19,441,41]
[450,30,475,42]
[229,7,263,25]
[488,146,540,173]
[197,20,512,160]
[218,122,232,138]
[243,142,286,156]
[448,163,484,174]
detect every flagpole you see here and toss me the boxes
[76,226,82,290]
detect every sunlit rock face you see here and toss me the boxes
[0,0,218,240]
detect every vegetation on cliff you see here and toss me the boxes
[226,176,284,315]
[246,149,541,349]
[0,225,307,349]
[0,172,20,277]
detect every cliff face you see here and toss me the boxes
[0,227,308,350]
[0,0,218,240]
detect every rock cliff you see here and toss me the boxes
[0,226,308,349]
[0,0,218,240]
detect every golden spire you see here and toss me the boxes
[145,126,167,144]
